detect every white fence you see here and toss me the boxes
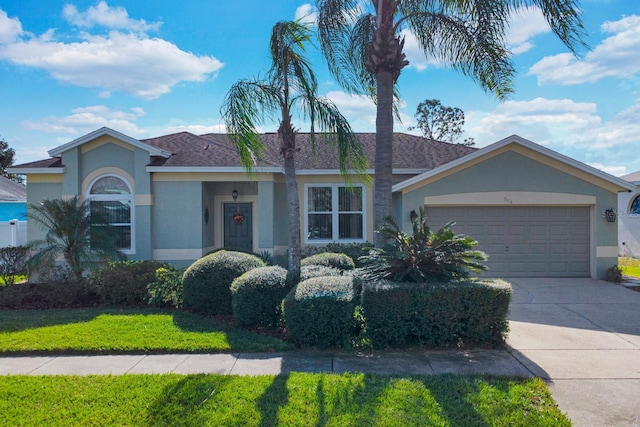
[0,220,27,248]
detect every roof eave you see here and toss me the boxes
[48,127,171,158]
[7,166,66,174]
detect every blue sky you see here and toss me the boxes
[0,0,639,176]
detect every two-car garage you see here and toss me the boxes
[425,206,591,277]
[392,135,634,279]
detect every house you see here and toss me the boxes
[9,127,634,279]
[0,175,27,247]
[618,171,640,258]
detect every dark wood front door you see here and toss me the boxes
[224,203,252,251]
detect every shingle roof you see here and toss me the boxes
[0,176,26,202]
[12,131,476,172]
[621,170,640,184]
[143,132,476,170]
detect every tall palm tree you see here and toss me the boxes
[27,196,124,282]
[316,0,587,246]
[221,20,368,284]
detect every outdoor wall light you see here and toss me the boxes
[232,189,238,201]
[410,209,418,223]
[602,208,617,223]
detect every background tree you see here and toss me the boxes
[409,99,468,144]
[0,137,23,183]
[316,0,587,246]
[221,20,368,284]
[27,196,124,282]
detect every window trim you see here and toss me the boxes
[304,183,366,244]
[629,194,640,216]
[86,174,135,254]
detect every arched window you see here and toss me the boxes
[88,175,133,251]
[630,195,640,216]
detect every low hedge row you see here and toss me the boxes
[361,279,512,348]
[283,275,361,348]
[90,260,164,306]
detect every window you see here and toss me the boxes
[88,175,133,251]
[306,184,365,242]
[630,195,640,215]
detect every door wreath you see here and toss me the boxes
[233,212,244,225]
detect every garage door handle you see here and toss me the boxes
[505,246,509,252]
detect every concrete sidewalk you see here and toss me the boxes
[0,349,531,377]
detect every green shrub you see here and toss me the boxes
[300,264,344,281]
[0,245,28,286]
[147,266,185,308]
[301,243,373,267]
[605,265,623,284]
[230,266,288,327]
[301,252,355,271]
[90,260,164,306]
[283,275,360,348]
[361,279,512,348]
[360,207,488,283]
[182,250,266,315]
[0,279,99,309]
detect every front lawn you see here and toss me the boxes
[0,373,570,426]
[619,257,640,279]
[0,308,292,353]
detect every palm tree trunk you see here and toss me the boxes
[280,124,302,285]
[374,69,395,247]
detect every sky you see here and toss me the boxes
[0,0,639,177]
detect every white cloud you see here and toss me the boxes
[22,105,147,136]
[587,162,627,177]
[0,6,223,99]
[0,9,22,44]
[464,97,640,175]
[506,7,550,54]
[324,91,377,129]
[529,14,640,85]
[294,4,317,26]
[63,1,161,33]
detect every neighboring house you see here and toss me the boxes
[618,171,640,258]
[0,175,27,247]
[9,127,634,279]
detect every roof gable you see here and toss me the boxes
[48,127,171,158]
[393,134,636,193]
[0,176,26,201]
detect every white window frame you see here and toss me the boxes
[86,174,135,254]
[304,183,366,244]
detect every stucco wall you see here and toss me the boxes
[398,149,621,278]
[618,189,640,258]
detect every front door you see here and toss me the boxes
[224,203,252,251]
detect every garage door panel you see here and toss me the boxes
[426,206,590,277]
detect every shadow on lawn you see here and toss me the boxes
[143,372,505,426]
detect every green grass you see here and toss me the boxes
[619,257,640,279]
[0,274,27,285]
[0,373,570,426]
[0,308,292,353]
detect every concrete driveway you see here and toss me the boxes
[507,277,640,427]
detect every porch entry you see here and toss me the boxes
[224,202,252,251]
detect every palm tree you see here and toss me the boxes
[221,20,368,284]
[27,196,124,282]
[316,0,587,246]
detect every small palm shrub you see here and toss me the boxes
[360,207,488,283]
[301,252,355,271]
[182,250,266,315]
[147,265,185,308]
[231,266,288,327]
[90,260,164,306]
[283,275,361,348]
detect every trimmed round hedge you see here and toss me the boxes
[283,275,360,348]
[300,264,344,281]
[182,250,265,315]
[301,252,355,271]
[231,266,289,327]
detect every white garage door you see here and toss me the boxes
[425,206,590,277]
